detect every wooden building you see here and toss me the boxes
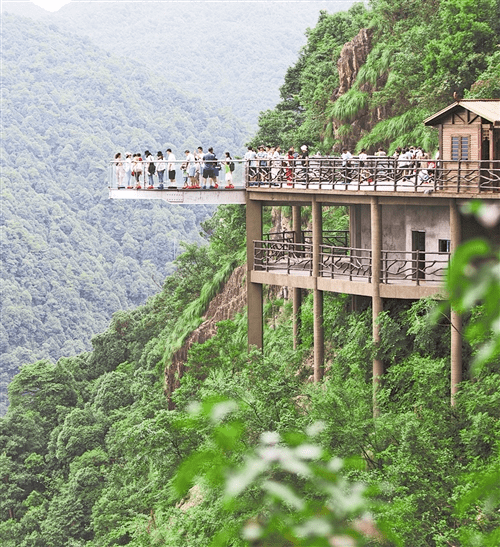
[424,99,500,162]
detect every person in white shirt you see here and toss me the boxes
[341,148,353,183]
[244,146,258,184]
[156,151,165,188]
[166,148,176,188]
[184,150,196,188]
[114,152,125,188]
[358,148,369,183]
[398,148,411,179]
[268,146,279,185]
[124,153,132,187]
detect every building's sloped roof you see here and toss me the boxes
[424,99,500,126]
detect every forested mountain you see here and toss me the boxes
[1,201,499,546]
[3,0,353,127]
[0,12,249,412]
[249,0,500,153]
[1,0,500,544]
[0,0,360,411]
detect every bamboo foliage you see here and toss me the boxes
[355,44,393,87]
[356,107,437,153]
[327,89,370,123]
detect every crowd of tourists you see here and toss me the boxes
[341,145,439,184]
[112,143,439,189]
[243,143,438,186]
[243,144,314,186]
[113,147,236,189]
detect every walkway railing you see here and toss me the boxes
[246,157,500,194]
[255,240,450,285]
[381,250,450,285]
[320,245,371,281]
[303,230,349,247]
[262,231,296,244]
[254,240,313,275]
[110,157,500,194]
[263,230,349,247]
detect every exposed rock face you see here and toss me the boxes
[330,28,390,153]
[335,28,373,98]
[163,211,296,408]
[164,265,247,408]
[270,206,292,234]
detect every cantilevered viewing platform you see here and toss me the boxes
[109,157,500,199]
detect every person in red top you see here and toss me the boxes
[286,147,295,186]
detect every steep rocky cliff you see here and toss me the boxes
[164,265,247,408]
[334,28,373,98]
[329,27,392,153]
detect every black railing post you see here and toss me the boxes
[393,158,398,192]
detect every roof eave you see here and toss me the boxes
[423,102,459,126]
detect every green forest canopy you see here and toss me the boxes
[249,0,500,154]
[1,0,500,544]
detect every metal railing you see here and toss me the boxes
[302,230,349,247]
[254,240,451,286]
[254,240,313,275]
[320,245,372,281]
[246,157,500,194]
[263,230,349,247]
[109,158,246,189]
[262,231,296,244]
[381,250,450,285]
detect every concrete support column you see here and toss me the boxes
[312,199,324,382]
[450,199,462,404]
[292,205,302,244]
[371,198,383,414]
[246,198,263,350]
[293,288,302,350]
[292,206,302,349]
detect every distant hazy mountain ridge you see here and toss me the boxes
[0,12,250,412]
[3,0,352,127]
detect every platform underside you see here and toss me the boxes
[109,188,247,205]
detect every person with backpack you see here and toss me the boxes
[145,150,155,188]
[223,152,235,189]
[203,147,218,189]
